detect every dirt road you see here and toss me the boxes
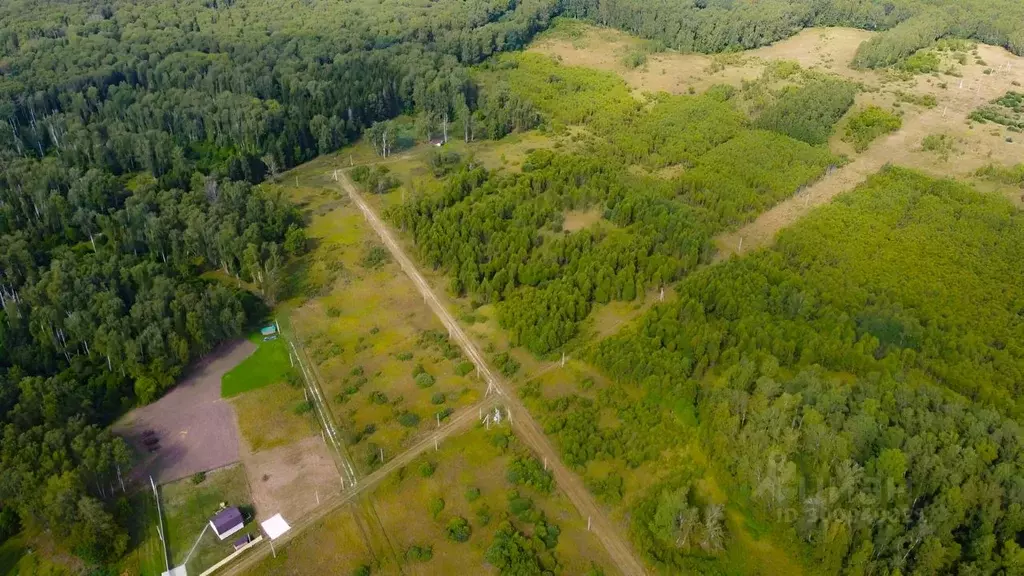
[339,171,648,576]
[713,114,918,260]
[219,394,499,576]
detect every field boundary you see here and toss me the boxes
[150,476,171,574]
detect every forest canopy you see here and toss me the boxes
[0,0,563,565]
[558,0,1024,65]
[589,168,1024,573]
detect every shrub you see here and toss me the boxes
[360,244,390,269]
[369,391,388,404]
[492,352,521,378]
[398,412,421,428]
[293,401,313,415]
[428,497,445,518]
[353,566,371,576]
[621,49,647,69]
[507,456,554,493]
[436,407,454,422]
[465,487,481,502]
[406,544,434,562]
[455,361,474,376]
[475,505,492,527]
[419,461,437,478]
[191,472,206,485]
[414,372,436,389]
[431,392,446,405]
[446,517,472,542]
[843,106,903,151]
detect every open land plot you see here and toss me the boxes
[162,464,254,575]
[281,168,484,477]
[115,339,255,484]
[246,499,390,576]
[369,424,617,575]
[230,379,317,454]
[240,435,339,523]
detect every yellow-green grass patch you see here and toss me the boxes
[246,503,383,576]
[231,381,318,452]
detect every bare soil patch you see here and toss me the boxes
[116,339,256,484]
[240,435,338,523]
[562,208,603,231]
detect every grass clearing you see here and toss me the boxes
[162,464,253,575]
[247,501,384,576]
[221,333,292,398]
[562,208,604,232]
[231,380,317,452]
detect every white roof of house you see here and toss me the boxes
[161,566,187,576]
[261,513,291,540]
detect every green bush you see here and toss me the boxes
[430,392,446,405]
[446,517,472,542]
[419,461,437,478]
[191,472,206,485]
[428,497,445,518]
[360,244,390,269]
[414,372,436,388]
[293,401,313,415]
[465,487,481,502]
[398,412,421,428]
[405,545,434,562]
[455,361,474,376]
[843,106,903,151]
[492,352,521,378]
[353,566,371,576]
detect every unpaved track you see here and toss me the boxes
[713,114,919,260]
[219,394,499,576]
[339,171,648,576]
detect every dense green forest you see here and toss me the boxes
[0,0,563,565]
[571,168,1024,573]
[559,0,1024,65]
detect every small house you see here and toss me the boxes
[210,506,244,540]
[429,138,445,147]
[233,533,252,551]
[260,324,278,341]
